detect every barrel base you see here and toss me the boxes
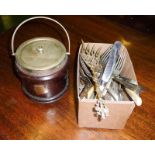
[22,78,69,104]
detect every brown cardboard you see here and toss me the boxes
[77,43,137,129]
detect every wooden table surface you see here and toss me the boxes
[0,16,155,140]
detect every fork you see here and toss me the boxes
[101,46,127,97]
[100,45,113,66]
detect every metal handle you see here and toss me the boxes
[11,16,71,56]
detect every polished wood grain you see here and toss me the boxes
[0,16,155,140]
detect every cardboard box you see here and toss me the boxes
[77,43,137,129]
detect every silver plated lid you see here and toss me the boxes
[15,37,66,71]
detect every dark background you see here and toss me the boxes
[0,15,155,34]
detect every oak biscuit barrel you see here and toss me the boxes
[11,16,70,103]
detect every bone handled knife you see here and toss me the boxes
[125,88,142,106]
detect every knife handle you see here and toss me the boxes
[125,88,142,106]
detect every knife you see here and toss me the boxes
[113,76,143,106]
[100,41,122,92]
[125,88,142,106]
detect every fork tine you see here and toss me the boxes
[116,55,123,70]
[100,45,112,64]
[100,45,111,59]
[116,51,124,68]
[81,40,86,53]
[104,54,110,61]
[89,46,96,64]
[104,47,112,63]
[104,52,110,63]
[122,48,127,64]
[85,43,90,54]
[115,48,126,72]
[115,51,123,70]
[90,44,95,56]
[103,45,112,58]
[95,47,102,58]
[84,43,90,62]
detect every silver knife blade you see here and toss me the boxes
[101,41,121,86]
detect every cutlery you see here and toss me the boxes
[125,88,142,106]
[113,76,142,105]
[100,41,122,96]
[100,41,121,85]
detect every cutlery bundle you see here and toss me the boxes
[77,41,142,128]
